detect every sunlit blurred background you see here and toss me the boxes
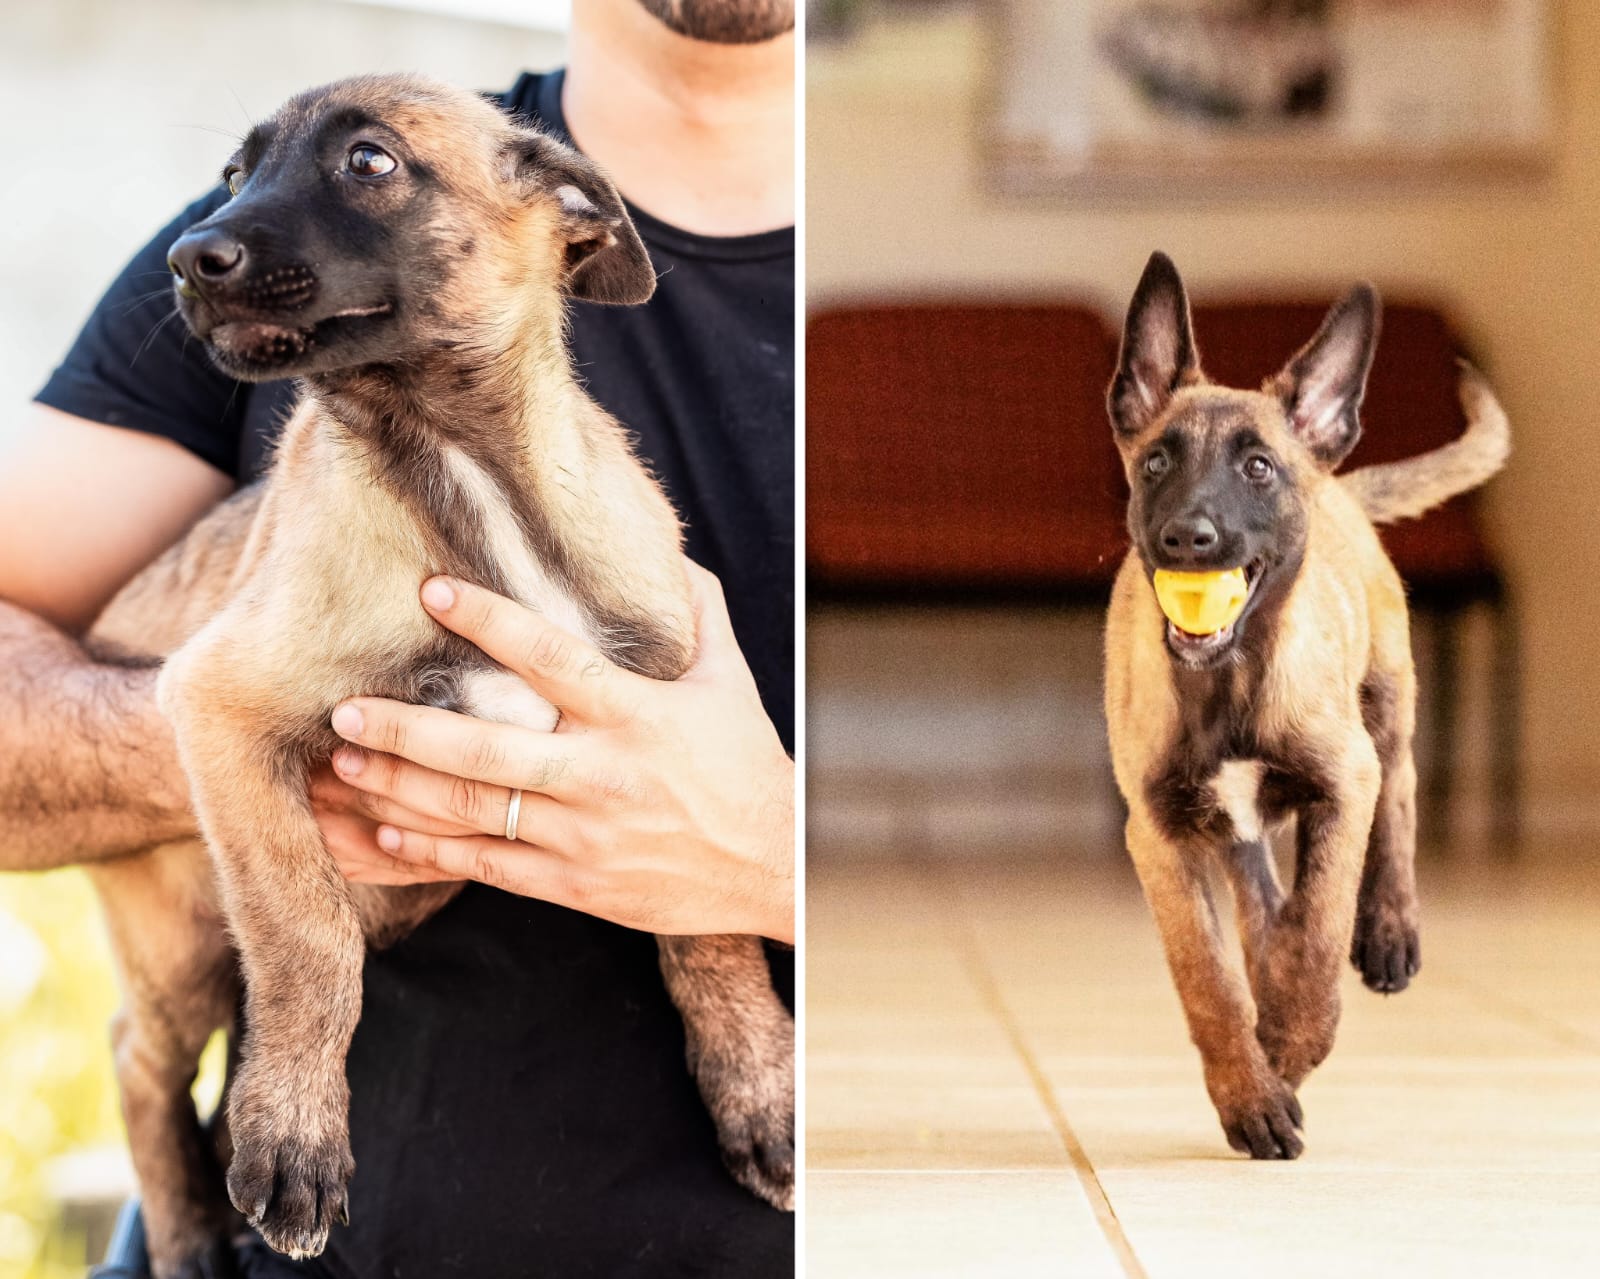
[0,3,568,1274]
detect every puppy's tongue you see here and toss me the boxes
[1153,568,1249,636]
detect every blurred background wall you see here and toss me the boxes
[0,4,566,1274]
[807,0,1594,851]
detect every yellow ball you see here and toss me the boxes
[1152,568,1250,636]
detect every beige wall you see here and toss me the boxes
[808,2,1600,824]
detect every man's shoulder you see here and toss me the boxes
[493,71,558,133]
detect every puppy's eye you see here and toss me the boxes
[1243,454,1275,482]
[1143,451,1170,480]
[346,144,397,179]
[224,167,246,197]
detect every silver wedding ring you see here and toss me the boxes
[505,788,523,842]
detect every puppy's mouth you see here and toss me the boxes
[1163,558,1266,668]
[201,302,394,375]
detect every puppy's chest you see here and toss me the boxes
[1148,740,1327,845]
[433,445,593,642]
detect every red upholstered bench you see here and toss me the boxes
[806,303,1125,595]
[805,297,1519,846]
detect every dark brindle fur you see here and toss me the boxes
[75,74,792,1277]
[1103,252,1508,1160]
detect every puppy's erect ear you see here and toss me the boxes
[1109,252,1200,438]
[510,131,657,306]
[1270,284,1381,469]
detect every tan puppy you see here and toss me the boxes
[78,74,792,1277]
[1103,252,1508,1159]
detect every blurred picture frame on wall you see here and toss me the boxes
[988,0,1555,194]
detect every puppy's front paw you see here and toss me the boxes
[1351,905,1421,994]
[226,1074,353,1260]
[1216,1077,1305,1161]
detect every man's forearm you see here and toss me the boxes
[0,600,194,869]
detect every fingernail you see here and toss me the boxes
[333,747,364,776]
[331,704,364,738]
[376,826,402,853]
[421,577,456,612]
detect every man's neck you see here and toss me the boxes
[562,0,794,237]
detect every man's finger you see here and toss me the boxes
[376,827,575,902]
[317,809,461,886]
[420,576,640,723]
[331,699,589,800]
[332,745,572,843]
[321,752,477,837]
[682,559,756,686]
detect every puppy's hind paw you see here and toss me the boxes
[1351,908,1420,994]
[227,1130,352,1260]
[716,1096,795,1211]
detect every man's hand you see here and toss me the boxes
[311,562,795,942]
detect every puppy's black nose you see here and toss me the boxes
[168,228,247,290]
[1161,514,1219,561]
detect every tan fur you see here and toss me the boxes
[73,75,792,1277]
[1341,363,1512,525]
[1104,258,1506,1160]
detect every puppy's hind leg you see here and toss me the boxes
[93,849,241,1279]
[658,934,795,1210]
[1351,668,1422,993]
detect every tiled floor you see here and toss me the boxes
[807,844,1600,1277]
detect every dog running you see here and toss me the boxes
[75,74,792,1277]
[1103,251,1508,1159]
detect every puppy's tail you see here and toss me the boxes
[1341,363,1510,524]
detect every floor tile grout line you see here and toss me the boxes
[1426,966,1600,1055]
[910,854,1151,1279]
[814,1168,1088,1176]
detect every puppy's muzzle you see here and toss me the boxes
[169,227,317,319]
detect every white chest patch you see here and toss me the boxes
[459,667,561,732]
[441,446,593,644]
[1210,759,1265,844]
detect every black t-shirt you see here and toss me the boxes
[36,70,794,1279]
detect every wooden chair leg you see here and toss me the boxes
[1490,591,1523,854]
[1425,606,1461,850]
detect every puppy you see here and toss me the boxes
[80,74,793,1277]
[1103,252,1508,1159]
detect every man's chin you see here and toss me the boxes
[635,0,794,44]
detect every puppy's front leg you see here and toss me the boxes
[161,653,361,1260]
[658,933,795,1210]
[1126,813,1303,1159]
[1254,736,1382,1087]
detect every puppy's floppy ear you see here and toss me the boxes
[1109,251,1200,438]
[510,131,656,305]
[1270,284,1381,469]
